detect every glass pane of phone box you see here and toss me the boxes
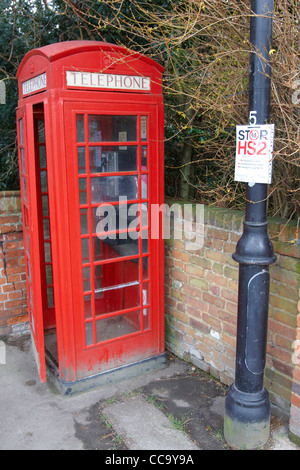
[90,146,137,173]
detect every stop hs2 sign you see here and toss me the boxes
[235,124,275,184]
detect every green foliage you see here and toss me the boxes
[0,0,59,189]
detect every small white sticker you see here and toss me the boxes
[141,116,147,139]
[0,80,6,104]
[119,131,127,150]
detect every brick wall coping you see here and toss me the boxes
[0,191,21,198]
[165,198,299,252]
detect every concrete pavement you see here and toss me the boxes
[0,335,299,451]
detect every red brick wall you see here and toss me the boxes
[289,315,300,445]
[0,191,299,443]
[0,191,29,336]
[164,202,300,443]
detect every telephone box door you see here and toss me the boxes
[64,101,164,378]
[17,105,46,382]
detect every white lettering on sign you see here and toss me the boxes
[235,124,275,184]
[66,71,151,91]
[22,73,47,96]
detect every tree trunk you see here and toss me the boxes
[179,139,193,199]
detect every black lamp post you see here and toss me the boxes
[224,0,276,449]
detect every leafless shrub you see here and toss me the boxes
[1,0,299,219]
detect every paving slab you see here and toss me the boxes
[103,395,199,450]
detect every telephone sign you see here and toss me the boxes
[235,124,275,184]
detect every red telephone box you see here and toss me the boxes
[16,41,165,394]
